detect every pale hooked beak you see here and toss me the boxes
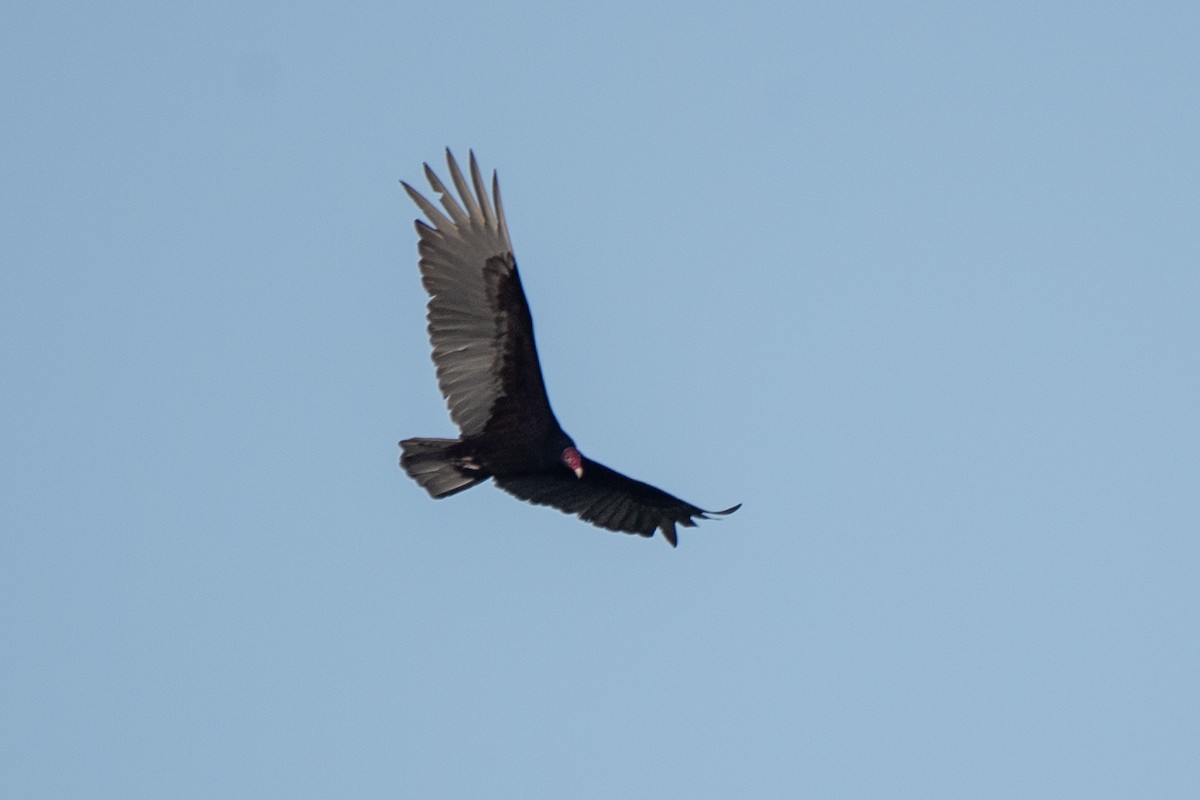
[573,465,584,479]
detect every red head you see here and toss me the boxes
[561,446,584,479]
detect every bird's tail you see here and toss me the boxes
[399,438,488,498]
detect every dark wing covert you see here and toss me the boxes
[494,457,741,546]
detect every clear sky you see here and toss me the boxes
[2,2,1197,797]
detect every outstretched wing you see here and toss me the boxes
[403,150,557,438]
[494,457,740,546]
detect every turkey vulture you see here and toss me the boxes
[398,150,739,546]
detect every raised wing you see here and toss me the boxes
[494,457,741,546]
[402,150,557,438]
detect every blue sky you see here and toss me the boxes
[2,2,1197,797]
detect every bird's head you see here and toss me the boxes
[561,446,584,479]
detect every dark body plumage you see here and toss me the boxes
[399,150,739,546]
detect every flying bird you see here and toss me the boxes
[398,150,739,546]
